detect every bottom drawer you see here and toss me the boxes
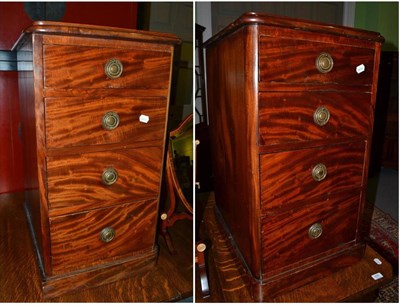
[261,193,360,275]
[50,199,157,275]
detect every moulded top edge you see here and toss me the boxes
[203,12,385,48]
[12,21,181,51]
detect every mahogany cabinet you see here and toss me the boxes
[204,12,383,300]
[13,22,180,299]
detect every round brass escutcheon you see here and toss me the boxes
[312,163,327,182]
[316,53,334,73]
[102,111,120,131]
[313,106,330,126]
[104,58,123,79]
[308,223,323,239]
[100,227,116,243]
[161,213,168,220]
[102,168,118,186]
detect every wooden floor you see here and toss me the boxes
[0,192,193,302]
[196,192,394,302]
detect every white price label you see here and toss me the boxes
[356,64,365,74]
[373,258,382,265]
[371,272,384,280]
[139,114,150,124]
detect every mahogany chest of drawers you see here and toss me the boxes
[204,13,383,300]
[13,22,180,298]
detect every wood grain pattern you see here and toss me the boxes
[12,21,181,51]
[259,35,375,85]
[261,192,360,274]
[50,199,157,275]
[43,44,171,89]
[258,92,372,146]
[45,96,167,148]
[47,147,162,215]
[203,12,384,48]
[206,25,262,279]
[260,141,365,211]
[205,12,383,295]
[0,192,192,302]
[197,194,392,303]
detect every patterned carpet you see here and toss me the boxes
[368,207,399,303]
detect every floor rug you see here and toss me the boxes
[368,207,398,302]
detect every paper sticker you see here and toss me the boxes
[373,258,382,265]
[139,114,150,124]
[356,64,365,74]
[371,272,384,280]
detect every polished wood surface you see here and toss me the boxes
[259,92,372,146]
[261,141,365,211]
[196,193,393,302]
[0,192,192,302]
[204,12,383,300]
[50,199,157,274]
[47,148,162,215]
[45,96,167,148]
[14,22,179,297]
[203,12,384,48]
[206,25,261,279]
[259,34,375,85]
[43,44,172,89]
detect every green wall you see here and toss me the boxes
[355,2,398,51]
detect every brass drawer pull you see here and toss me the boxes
[100,227,115,243]
[308,223,323,239]
[316,52,334,73]
[104,58,123,79]
[102,168,118,185]
[312,163,327,181]
[313,106,330,126]
[102,111,120,130]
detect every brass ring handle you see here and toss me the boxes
[308,223,323,239]
[102,168,118,186]
[102,112,120,130]
[99,227,115,243]
[316,53,334,73]
[104,58,123,79]
[313,106,330,126]
[312,163,327,181]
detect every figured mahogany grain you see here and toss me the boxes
[0,193,192,302]
[43,44,171,89]
[206,25,261,279]
[261,192,360,274]
[204,12,383,296]
[45,96,167,148]
[259,35,375,85]
[49,199,157,275]
[197,194,393,303]
[260,141,365,211]
[258,92,372,146]
[46,147,162,215]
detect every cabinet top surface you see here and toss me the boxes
[204,12,384,47]
[12,21,181,50]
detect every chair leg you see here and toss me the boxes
[196,242,210,298]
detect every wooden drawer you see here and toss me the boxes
[45,96,167,149]
[260,141,365,212]
[50,199,157,275]
[259,36,375,86]
[47,147,162,215]
[43,45,171,89]
[258,92,372,146]
[261,192,360,275]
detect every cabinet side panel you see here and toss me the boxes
[205,27,261,278]
[18,34,52,276]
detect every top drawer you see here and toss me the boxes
[43,45,172,89]
[259,36,375,86]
